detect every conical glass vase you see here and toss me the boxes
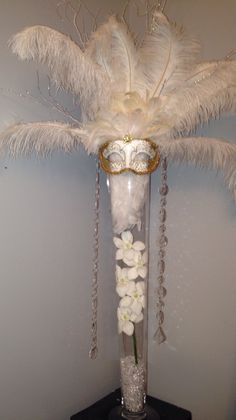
[107,172,160,420]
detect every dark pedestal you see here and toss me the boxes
[71,389,192,420]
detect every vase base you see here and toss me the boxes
[109,405,160,420]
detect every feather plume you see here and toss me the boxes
[163,59,236,135]
[159,136,236,198]
[139,12,200,98]
[86,16,140,94]
[9,26,108,118]
[1,10,236,233]
[0,122,83,157]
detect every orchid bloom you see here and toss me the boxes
[119,281,145,316]
[117,307,135,336]
[124,251,148,280]
[116,265,136,298]
[113,231,145,261]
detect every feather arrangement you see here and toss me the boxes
[1,10,236,231]
[9,26,108,119]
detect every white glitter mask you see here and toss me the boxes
[99,138,160,175]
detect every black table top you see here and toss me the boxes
[71,389,192,420]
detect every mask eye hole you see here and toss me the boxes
[134,152,150,161]
[108,152,124,163]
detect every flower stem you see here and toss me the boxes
[132,327,138,365]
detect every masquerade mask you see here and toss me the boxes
[99,137,160,175]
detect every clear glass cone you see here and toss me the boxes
[108,172,160,420]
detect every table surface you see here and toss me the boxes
[70,389,192,420]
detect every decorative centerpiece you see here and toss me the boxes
[0,2,236,419]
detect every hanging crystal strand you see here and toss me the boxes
[154,156,168,344]
[89,159,100,359]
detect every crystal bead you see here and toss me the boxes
[161,158,168,171]
[158,259,165,274]
[158,249,165,259]
[157,275,164,285]
[159,208,166,223]
[159,235,168,247]
[159,223,166,234]
[156,301,165,312]
[153,326,167,344]
[159,184,169,196]
[89,346,98,360]
[158,286,167,298]
[160,197,167,206]
[158,310,165,324]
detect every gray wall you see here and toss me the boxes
[148,2,236,420]
[0,1,235,420]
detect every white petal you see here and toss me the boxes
[124,249,136,260]
[123,256,136,266]
[116,285,127,298]
[116,265,122,278]
[122,267,129,277]
[138,266,147,279]
[118,320,124,334]
[123,321,134,336]
[134,313,143,323]
[121,231,133,244]
[136,281,145,295]
[116,249,124,260]
[128,267,139,280]
[133,241,145,251]
[117,307,122,320]
[120,296,132,307]
[133,251,142,263]
[113,237,123,248]
[131,300,142,315]
[140,295,146,308]
[126,281,136,296]
[142,251,148,264]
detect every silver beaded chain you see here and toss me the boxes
[89,159,100,359]
[154,156,168,344]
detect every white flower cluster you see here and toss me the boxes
[113,231,147,336]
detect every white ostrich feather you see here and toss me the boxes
[86,16,140,94]
[165,59,236,135]
[0,122,83,157]
[159,137,236,198]
[10,25,108,118]
[139,11,200,98]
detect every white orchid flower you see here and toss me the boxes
[117,303,144,336]
[113,231,145,261]
[117,307,135,336]
[116,265,136,297]
[125,251,148,280]
[120,281,145,316]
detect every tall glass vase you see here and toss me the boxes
[107,172,160,420]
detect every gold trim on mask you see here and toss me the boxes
[99,137,160,175]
